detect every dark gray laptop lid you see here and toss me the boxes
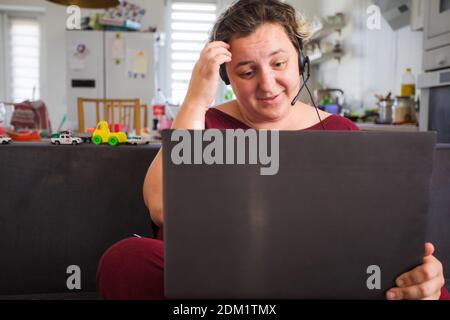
[163,130,436,299]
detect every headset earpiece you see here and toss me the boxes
[296,36,308,78]
[219,64,230,85]
[213,27,231,86]
[301,55,310,78]
[218,36,309,86]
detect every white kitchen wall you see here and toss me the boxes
[315,0,423,112]
[0,0,165,130]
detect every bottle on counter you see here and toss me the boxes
[401,68,416,98]
[151,88,166,139]
[152,88,166,118]
[393,96,417,124]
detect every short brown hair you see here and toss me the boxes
[210,0,311,50]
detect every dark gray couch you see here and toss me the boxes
[0,142,159,298]
[0,142,448,298]
[427,144,450,289]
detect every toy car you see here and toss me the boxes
[8,130,40,141]
[0,136,12,144]
[126,136,150,145]
[51,132,83,145]
[91,121,127,146]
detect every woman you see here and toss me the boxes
[97,0,447,300]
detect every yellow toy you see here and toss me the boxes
[91,121,127,146]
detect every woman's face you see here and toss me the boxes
[226,23,301,123]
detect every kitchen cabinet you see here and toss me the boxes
[423,44,450,71]
[309,13,345,41]
[411,0,425,31]
[310,51,345,66]
[424,0,450,51]
[306,13,345,65]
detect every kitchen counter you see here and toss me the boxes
[357,123,419,132]
[1,141,162,148]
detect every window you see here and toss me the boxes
[1,12,41,103]
[167,0,217,105]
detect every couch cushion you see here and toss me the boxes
[0,142,159,295]
[427,144,450,288]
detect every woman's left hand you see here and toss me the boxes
[386,243,445,300]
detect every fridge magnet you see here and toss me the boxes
[112,33,126,65]
[127,49,148,79]
[70,43,89,70]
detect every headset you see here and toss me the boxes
[218,36,307,87]
[218,34,325,129]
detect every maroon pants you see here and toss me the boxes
[97,234,450,300]
[97,234,165,300]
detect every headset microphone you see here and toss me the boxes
[291,38,325,130]
[290,55,310,106]
[302,72,325,130]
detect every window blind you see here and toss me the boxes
[8,16,40,102]
[168,1,217,104]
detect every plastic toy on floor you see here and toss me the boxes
[91,121,127,146]
[8,130,40,142]
[126,135,150,145]
[50,130,83,145]
[0,136,12,144]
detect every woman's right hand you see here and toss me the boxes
[145,43,232,227]
[183,41,232,109]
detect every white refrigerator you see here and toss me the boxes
[66,30,157,131]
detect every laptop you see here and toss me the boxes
[162,130,436,299]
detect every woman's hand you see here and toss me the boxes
[183,41,232,109]
[386,243,445,300]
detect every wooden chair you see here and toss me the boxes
[77,98,148,135]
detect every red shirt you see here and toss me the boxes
[204,107,450,300]
[205,108,360,131]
